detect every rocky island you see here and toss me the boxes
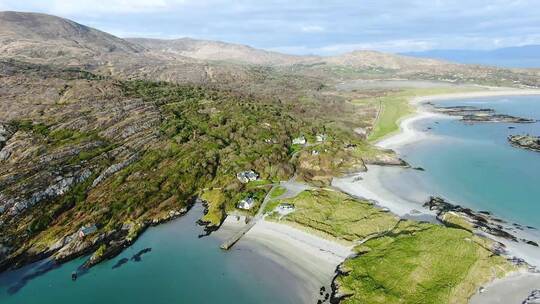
[508,135,540,152]
[433,105,536,123]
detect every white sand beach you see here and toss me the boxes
[469,271,540,304]
[376,89,540,149]
[332,88,540,303]
[217,88,540,304]
[216,216,352,303]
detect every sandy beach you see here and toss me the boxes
[469,271,540,304]
[217,88,540,304]
[333,88,540,303]
[216,216,352,303]
[376,89,540,149]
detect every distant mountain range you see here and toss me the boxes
[1,10,539,89]
[403,45,540,68]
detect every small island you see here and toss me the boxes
[508,135,540,152]
[434,105,536,123]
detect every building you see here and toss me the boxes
[276,203,295,215]
[236,170,259,183]
[316,134,327,142]
[237,197,256,210]
[292,135,306,145]
[78,224,97,238]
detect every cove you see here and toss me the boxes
[0,204,306,304]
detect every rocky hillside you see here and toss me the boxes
[128,37,315,66]
[0,58,385,271]
[3,11,539,90]
[0,11,144,65]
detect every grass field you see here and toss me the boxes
[264,188,513,304]
[337,221,513,304]
[359,88,481,142]
[269,189,399,241]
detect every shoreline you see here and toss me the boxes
[332,88,540,303]
[217,216,352,304]
[219,88,540,304]
[376,89,540,149]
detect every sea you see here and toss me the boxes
[398,95,540,228]
[0,204,305,304]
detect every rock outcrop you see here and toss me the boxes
[424,196,519,243]
[508,134,540,152]
[434,105,536,123]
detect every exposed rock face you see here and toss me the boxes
[6,169,92,216]
[330,264,354,304]
[508,134,540,152]
[0,123,15,149]
[364,151,409,167]
[434,105,536,123]
[91,153,139,188]
[424,196,518,242]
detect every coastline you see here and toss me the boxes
[217,216,352,303]
[375,89,540,149]
[332,88,540,303]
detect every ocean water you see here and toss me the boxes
[0,204,305,304]
[397,95,540,228]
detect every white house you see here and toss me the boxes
[292,135,306,145]
[236,170,259,183]
[78,224,97,238]
[237,197,256,210]
[316,134,327,142]
[276,203,295,215]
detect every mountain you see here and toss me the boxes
[0,11,144,65]
[403,45,540,68]
[1,11,539,90]
[127,37,317,65]
[324,50,454,71]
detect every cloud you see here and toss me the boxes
[1,0,540,54]
[300,25,325,33]
[1,0,185,15]
[271,39,436,56]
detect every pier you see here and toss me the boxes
[220,184,276,250]
[219,219,258,250]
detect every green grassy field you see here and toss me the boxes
[360,88,482,143]
[264,188,513,304]
[269,189,399,241]
[337,221,513,304]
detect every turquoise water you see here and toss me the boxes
[399,95,540,227]
[0,205,305,304]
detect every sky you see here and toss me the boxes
[0,0,539,55]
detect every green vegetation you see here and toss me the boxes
[269,189,398,241]
[337,221,513,304]
[264,188,513,304]
[269,185,286,199]
[359,88,482,142]
[200,189,226,226]
[12,120,50,136]
[440,212,475,232]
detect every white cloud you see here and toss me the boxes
[271,39,436,55]
[300,25,325,33]
[1,0,540,54]
[2,0,189,15]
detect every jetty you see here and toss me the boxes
[220,180,312,250]
[220,184,276,250]
[219,220,257,250]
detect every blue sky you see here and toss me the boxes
[1,0,539,55]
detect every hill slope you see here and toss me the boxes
[127,37,316,65]
[0,11,143,64]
